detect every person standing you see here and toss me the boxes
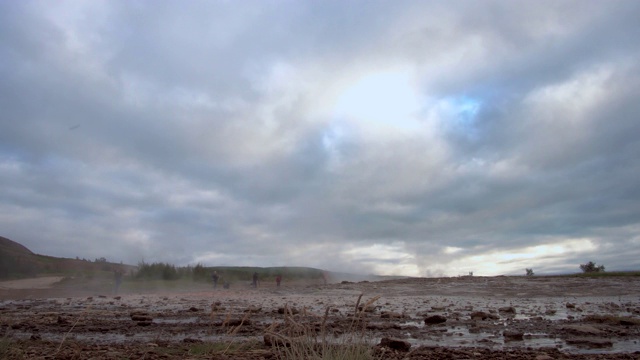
[276,274,282,287]
[114,270,123,294]
[252,272,259,288]
[212,271,219,289]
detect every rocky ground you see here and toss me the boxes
[1,275,639,359]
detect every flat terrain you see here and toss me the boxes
[1,275,640,359]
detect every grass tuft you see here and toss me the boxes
[268,294,382,360]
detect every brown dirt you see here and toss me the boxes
[0,276,65,290]
[1,276,640,359]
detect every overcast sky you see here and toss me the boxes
[1,1,639,277]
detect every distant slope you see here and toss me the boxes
[0,236,39,278]
[1,236,396,282]
[0,236,34,256]
[0,236,130,280]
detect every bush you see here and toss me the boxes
[525,268,534,276]
[580,261,605,273]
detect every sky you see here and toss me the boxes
[1,0,640,277]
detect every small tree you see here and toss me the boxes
[580,261,605,273]
[525,268,534,276]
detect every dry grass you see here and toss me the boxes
[267,293,382,360]
[0,336,11,360]
[53,306,90,356]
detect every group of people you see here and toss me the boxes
[211,271,230,289]
[211,271,282,289]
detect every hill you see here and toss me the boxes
[0,236,392,284]
[0,236,130,280]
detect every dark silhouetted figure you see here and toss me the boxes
[114,270,123,294]
[252,272,259,288]
[276,274,282,287]
[212,271,219,289]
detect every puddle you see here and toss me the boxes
[153,317,200,324]
[565,338,640,354]
[396,325,639,354]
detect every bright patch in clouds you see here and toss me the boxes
[443,246,463,255]
[332,69,422,132]
[444,238,598,276]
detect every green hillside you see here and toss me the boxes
[0,236,129,280]
[0,236,381,285]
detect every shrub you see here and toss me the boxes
[525,268,534,276]
[580,261,605,273]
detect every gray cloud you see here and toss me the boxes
[1,0,639,276]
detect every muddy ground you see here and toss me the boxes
[1,275,639,359]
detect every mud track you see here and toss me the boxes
[1,276,639,359]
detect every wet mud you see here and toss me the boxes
[1,276,639,359]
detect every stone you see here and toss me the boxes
[535,355,554,360]
[470,311,499,320]
[424,315,447,324]
[380,311,404,319]
[565,337,613,348]
[499,306,516,314]
[379,337,411,352]
[503,330,524,341]
[561,324,604,336]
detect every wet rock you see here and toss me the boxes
[358,305,377,313]
[620,318,640,326]
[379,337,411,351]
[130,311,153,322]
[544,309,557,315]
[188,306,200,312]
[424,315,447,324]
[535,355,554,360]
[264,333,291,347]
[137,321,152,326]
[244,306,262,313]
[57,316,69,324]
[277,306,299,315]
[499,306,516,314]
[561,324,604,336]
[225,318,252,326]
[211,302,225,311]
[470,311,499,320]
[565,337,613,348]
[503,330,524,341]
[380,311,404,319]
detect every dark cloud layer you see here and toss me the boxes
[1,1,639,276]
